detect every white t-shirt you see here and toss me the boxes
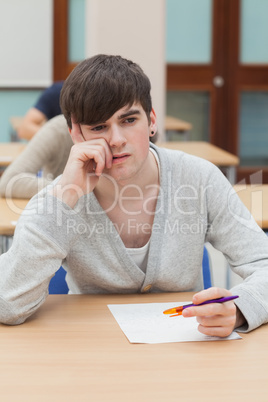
[125,149,160,272]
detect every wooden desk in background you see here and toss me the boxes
[0,197,29,252]
[0,142,26,167]
[0,292,267,402]
[164,115,192,141]
[234,184,268,230]
[158,141,239,183]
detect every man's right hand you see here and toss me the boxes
[52,122,113,208]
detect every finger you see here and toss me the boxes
[87,142,113,173]
[79,137,113,169]
[92,148,106,176]
[70,118,85,144]
[71,139,113,175]
[79,144,107,176]
[69,143,106,177]
[192,287,232,305]
[183,299,237,318]
[196,310,236,327]
[95,139,113,169]
[197,323,234,338]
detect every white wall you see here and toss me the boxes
[0,0,53,87]
[85,0,166,140]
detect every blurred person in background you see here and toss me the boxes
[0,115,72,198]
[17,81,63,140]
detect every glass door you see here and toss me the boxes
[238,0,268,182]
[166,0,229,146]
[166,0,268,183]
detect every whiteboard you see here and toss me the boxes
[0,0,53,87]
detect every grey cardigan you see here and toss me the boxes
[0,144,267,330]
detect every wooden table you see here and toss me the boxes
[165,115,192,140]
[0,197,29,252]
[234,184,268,229]
[0,292,267,402]
[158,141,239,183]
[0,142,26,167]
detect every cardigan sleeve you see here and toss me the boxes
[0,115,70,199]
[204,165,268,332]
[0,191,80,325]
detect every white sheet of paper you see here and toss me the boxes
[108,302,242,344]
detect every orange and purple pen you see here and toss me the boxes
[163,295,239,317]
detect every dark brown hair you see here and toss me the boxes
[60,54,152,128]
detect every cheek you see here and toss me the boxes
[136,126,150,146]
[137,136,150,158]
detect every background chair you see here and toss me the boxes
[202,246,212,289]
[48,266,69,294]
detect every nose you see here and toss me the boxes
[108,125,127,148]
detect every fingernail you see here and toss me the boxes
[183,309,191,317]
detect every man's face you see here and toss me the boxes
[79,103,157,183]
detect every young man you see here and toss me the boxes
[0,55,267,336]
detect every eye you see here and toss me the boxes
[124,117,136,124]
[91,125,105,132]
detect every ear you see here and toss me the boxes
[149,108,157,137]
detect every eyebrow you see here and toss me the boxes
[118,109,141,120]
[85,109,141,128]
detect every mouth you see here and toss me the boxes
[112,153,130,164]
